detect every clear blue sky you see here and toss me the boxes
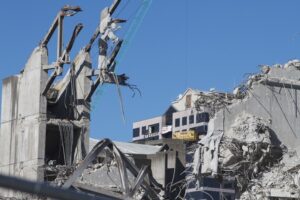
[1,0,300,142]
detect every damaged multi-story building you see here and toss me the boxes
[0,1,185,199]
[132,61,300,199]
[132,89,237,199]
[190,61,300,199]
[2,1,300,200]
[132,88,210,142]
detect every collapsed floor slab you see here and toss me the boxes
[192,60,300,199]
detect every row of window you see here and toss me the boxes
[175,112,209,127]
[133,123,160,137]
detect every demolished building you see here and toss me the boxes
[2,1,300,199]
[131,61,300,199]
[0,1,177,199]
[191,61,300,199]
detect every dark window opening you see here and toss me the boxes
[163,106,177,126]
[195,125,208,134]
[223,182,234,189]
[202,177,221,188]
[142,126,147,135]
[189,115,194,124]
[186,94,192,108]
[162,132,172,139]
[196,112,209,123]
[175,118,180,127]
[45,124,80,181]
[144,135,159,141]
[133,128,140,137]
[182,117,187,126]
[149,123,160,134]
[222,194,234,200]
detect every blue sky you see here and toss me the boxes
[1,1,300,142]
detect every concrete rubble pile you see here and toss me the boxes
[195,92,235,116]
[192,60,300,199]
[46,155,147,199]
[0,0,165,198]
[219,114,283,195]
[53,139,164,200]
[45,163,76,186]
[240,162,300,199]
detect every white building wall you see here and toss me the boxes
[172,108,209,133]
[171,88,200,111]
[132,116,163,141]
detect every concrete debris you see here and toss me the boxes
[90,138,164,155]
[195,120,223,176]
[45,164,76,186]
[261,65,270,74]
[225,113,271,143]
[219,114,283,195]
[42,139,164,200]
[3,0,300,197]
[191,60,300,199]
[0,1,148,199]
[240,155,300,199]
[79,162,139,195]
[63,139,164,199]
[283,59,300,69]
[195,91,235,116]
[193,113,283,196]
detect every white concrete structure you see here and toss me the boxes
[132,88,210,142]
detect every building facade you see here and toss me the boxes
[132,88,210,142]
[132,88,236,199]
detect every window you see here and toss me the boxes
[223,182,234,189]
[195,125,208,134]
[189,115,194,124]
[223,194,234,200]
[182,117,187,126]
[146,135,159,141]
[175,118,180,127]
[185,94,192,108]
[202,177,221,188]
[149,123,160,134]
[133,128,140,137]
[142,126,147,135]
[196,112,209,123]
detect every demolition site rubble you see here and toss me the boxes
[2,0,300,199]
[191,60,300,199]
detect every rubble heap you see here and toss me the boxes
[220,114,283,194]
[240,152,300,199]
[192,60,300,199]
[195,92,235,116]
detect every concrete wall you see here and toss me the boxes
[212,67,300,154]
[0,47,48,197]
[73,50,92,160]
[172,108,209,133]
[149,152,167,187]
[133,116,163,141]
[171,88,200,111]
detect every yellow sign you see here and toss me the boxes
[172,130,198,141]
